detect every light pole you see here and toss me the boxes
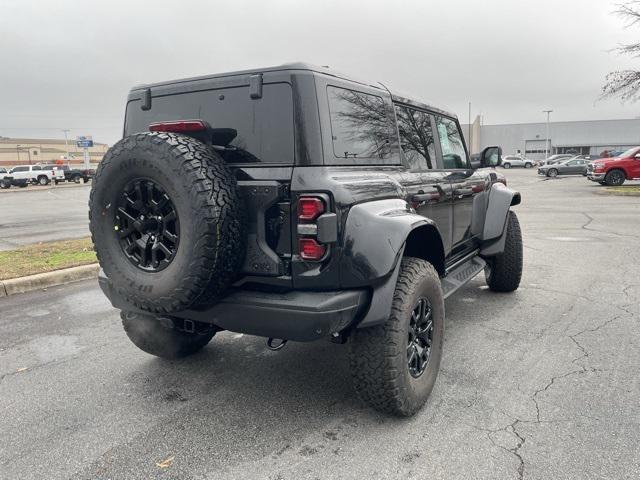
[62,129,70,163]
[543,110,553,159]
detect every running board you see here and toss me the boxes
[441,256,486,299]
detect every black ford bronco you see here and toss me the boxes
[90,63,522,416]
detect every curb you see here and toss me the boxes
[0,182,91,194]
[0,264,99,297]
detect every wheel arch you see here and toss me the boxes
[340,198,446,288]
[403,224,445,276]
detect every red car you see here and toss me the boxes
[587,146,640,185]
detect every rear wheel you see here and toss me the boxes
[72,174,81,183]
[37,175,49,185]
[121,311,216,359]
[604,169,625,186]
[349,257,445,416]
[485,211,523,292]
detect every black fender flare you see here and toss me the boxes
[340,198,446,329]
[340,198,445,288]
[480,183,521,256]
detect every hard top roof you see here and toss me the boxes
[132,62,456,119]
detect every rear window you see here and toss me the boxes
[125,83,294,164]
[327,86,395,163]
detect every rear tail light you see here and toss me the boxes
[299,238,326,261]
[149,120,207,133]
[298,197,325,221]
[297,195,329,261]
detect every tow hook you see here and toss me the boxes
[266,338,287,351]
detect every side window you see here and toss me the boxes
[13,166,27,172]
[32,166,41,171]
[435,116,468,169]
[394,105,436,170]
[327,86,394,160]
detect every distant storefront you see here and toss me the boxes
[0,137,108,167]
[462,118,640,160]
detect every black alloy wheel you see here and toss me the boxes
[407,297,434,378]
[115,178,179,272]
[605,169,625,186]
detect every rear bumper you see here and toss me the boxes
[98,271,370,342]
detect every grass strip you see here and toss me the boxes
[0,237,96,280]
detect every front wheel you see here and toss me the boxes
[37,176,49,185]
[547,168,558,178]
[604,169,625,186]
[121,311,216,359]
[503,163,511,169]
[485,211,523,292]
[524,162,533,168]
[349,257,445,416]
[0,180,10,189]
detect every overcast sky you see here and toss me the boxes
[1,0,639,145]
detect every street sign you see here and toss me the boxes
[76,135,93,148]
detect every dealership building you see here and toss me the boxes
[0,137,109,168]
[463,117,640,160]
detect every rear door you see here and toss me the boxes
[394,104,453,255]
[434,115,488,256]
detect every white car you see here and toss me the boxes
[501,156,534,169]
[8,165,64,185]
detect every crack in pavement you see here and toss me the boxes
[581,212,640,239]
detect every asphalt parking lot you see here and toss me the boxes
[0,184,91,250]
[1,169,639,480]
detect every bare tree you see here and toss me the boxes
[603,1,640,101]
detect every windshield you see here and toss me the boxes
[618,147,640,158]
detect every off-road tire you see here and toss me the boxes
[604,169,625,186]
[121,311,215,359]
[485,210,522,292]
[349,257,445,416]
[89,132,245,313]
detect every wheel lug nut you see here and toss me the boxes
[140,215,145,220]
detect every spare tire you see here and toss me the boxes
[89,132,244,313]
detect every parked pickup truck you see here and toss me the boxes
[587,146,640,185]
[50,165,95,183]
[5,164,64,186]
[91,63,523,416]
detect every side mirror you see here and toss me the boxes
[634,153,640,159]
[479,146,502,168]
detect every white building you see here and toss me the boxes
[462,118,640,160]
